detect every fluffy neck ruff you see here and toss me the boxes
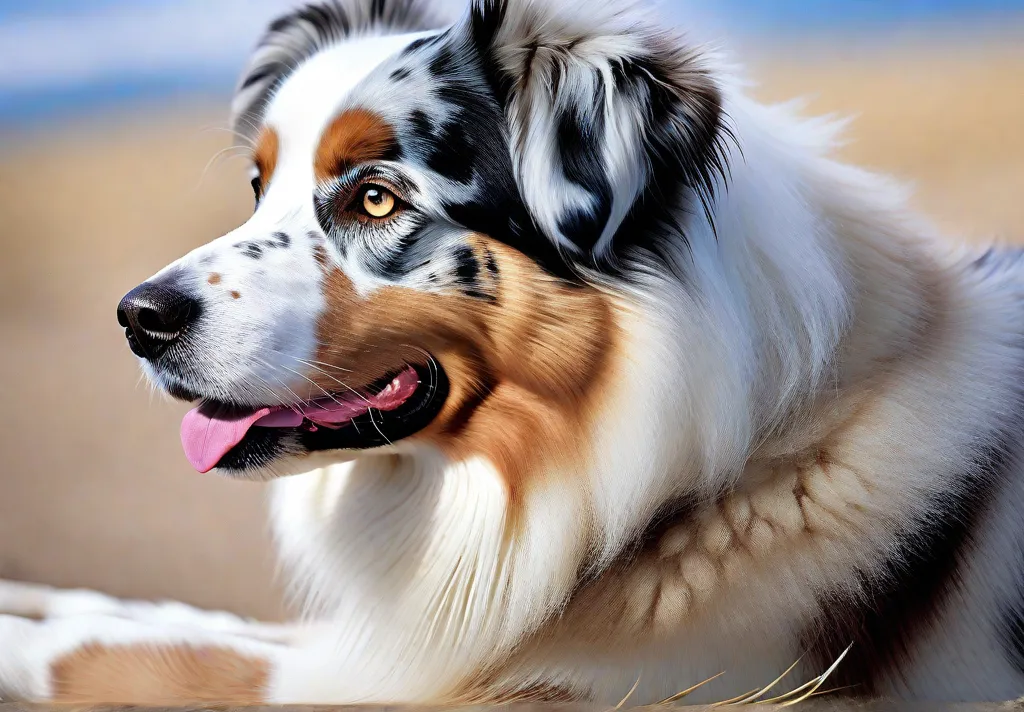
[270,449,587,702]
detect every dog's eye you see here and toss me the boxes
[356,185,398,219]
[250,176,262,208]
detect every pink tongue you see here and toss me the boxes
[180,367,419,473]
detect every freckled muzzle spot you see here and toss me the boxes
[207,273,222,285]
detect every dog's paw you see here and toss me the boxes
[0,612,286,705]
[0,613,125,702]
[0,614,45,701]
[0,579,47,619]
[0,578,122,620]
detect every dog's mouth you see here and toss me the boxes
[179,362,449,473]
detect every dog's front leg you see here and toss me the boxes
[0,612,293,704]
[0,578,299,644]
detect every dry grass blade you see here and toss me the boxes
[710,688,763,707]
[779,644,853,707]
[808,685,858,698]
[755,675,823,705]
[657,670,726,704]
[728,656,803,705]
[615,672,643,710]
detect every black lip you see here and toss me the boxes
[166,381,202,402]
[213,361,449,474]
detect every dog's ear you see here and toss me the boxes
[468,0,728,261]
[231,0,446,139]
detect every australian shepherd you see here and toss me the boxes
[2,0,1023,704]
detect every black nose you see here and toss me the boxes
[117,282,201,360]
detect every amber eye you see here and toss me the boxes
[360,185,397,219]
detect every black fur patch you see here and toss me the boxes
[557,206,610,256]
[390,66,413,81]
[240,67,274,90]
[402,35,437,55]
[408,108,435,140]
[237,234,293,259]
[239,241,263,259]
[453,245,495,301]
[554,80,612,251]
[428,44,458,78]
[440,362,496,438]
[556,91,607,189]
[468,0,512,107]
[454,245,479,286]
[801,436,1014,694]
[428,118,475,182]
[407,108,476,184]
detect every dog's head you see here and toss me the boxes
[117,0,730,490]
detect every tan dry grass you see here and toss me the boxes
[751,39,1024,242]
[0,38,1022,620]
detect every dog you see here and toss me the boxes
[2,0,1023,704]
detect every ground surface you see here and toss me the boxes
[0,35,1022,624]
[0,702,1020,711]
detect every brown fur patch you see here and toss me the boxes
[253,127,279,189]
[207,273,221,285]
[230,290,241,300]
[314,108,398,182]
[425,242,615,498]
[50,643,268,704]
[310,236,617,502]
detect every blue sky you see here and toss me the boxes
[710,0,1022,28]
[1,0,1022,126]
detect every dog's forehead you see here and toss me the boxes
[262,31,436,164]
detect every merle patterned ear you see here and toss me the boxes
[231,0,445,140]
[468,0,728,261]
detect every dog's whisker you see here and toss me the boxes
[269,353,372,407]
[277,364,350,408]
[199,123,257,149]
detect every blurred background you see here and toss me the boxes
[0,0,1022,622]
